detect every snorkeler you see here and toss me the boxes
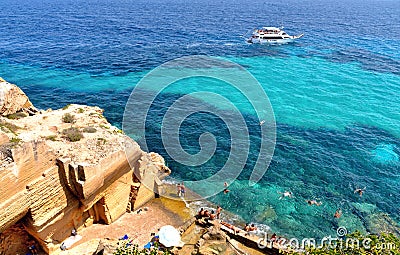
[306,200,322,206]
[279,191,293,200]
[354,187,366,197]
[334,208,342,218]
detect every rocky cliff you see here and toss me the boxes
[0,79,170,254]
[0,78,37,116]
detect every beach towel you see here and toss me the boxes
[144,241,153,249]
[60,235,82,250]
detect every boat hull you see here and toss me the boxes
[248,38,295,44]
[247,34,303,45]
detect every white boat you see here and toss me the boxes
[247,27,303,44]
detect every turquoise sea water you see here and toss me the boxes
[1,0,399,239]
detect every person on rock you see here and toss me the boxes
[27,240,39,255]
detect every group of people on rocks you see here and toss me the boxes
[244,223,258,233]
[197,205,223,220]
[197,206,262,237]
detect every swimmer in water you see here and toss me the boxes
[334,208,342,219]
[307,200,322,206]
[259,120,266,126]
[223,182,230,194]
[354,187,366,197]
[279,191,293,200]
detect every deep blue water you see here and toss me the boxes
[1,0,399,239]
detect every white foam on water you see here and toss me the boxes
[161,179,178,185]
[253,223,272,237]
[186,43,201,48]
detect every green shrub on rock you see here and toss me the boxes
[114,242,171,255]
[45,135,57,141]
[62,127,83,142]
[0,121,20,134]
[10,137,22,144]
[6,112,27,120]
[83,127,97,133]
[62,104,71,110]
[62,113,76,123]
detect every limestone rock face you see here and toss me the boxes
[0,78,37,116]
[62,238,119,255]
[62,238,102,255]
[0,80,170,254]
[0,224,31,255]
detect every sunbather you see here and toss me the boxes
[249,224,257,231]
[197,208,205,218]
[209,210,217,220]
[216,206,222,219]
[144,233,160,250]
[270,233,277,243]
[221,221,240,233]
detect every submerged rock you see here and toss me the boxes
[337,213,367,235]
[351,202,378,215]
[371,143,399,165]
[366,212,400,236]
[255,205,277,223]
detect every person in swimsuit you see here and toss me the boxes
[223,182,230,194]
[334,208,342,218]
[354,187,366,197]
[209,210,217,220]
[216,206,222,219]
[307,200,322,206]
[177,183,181,197]
[180,182,186,197]
[279,191,293,200]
